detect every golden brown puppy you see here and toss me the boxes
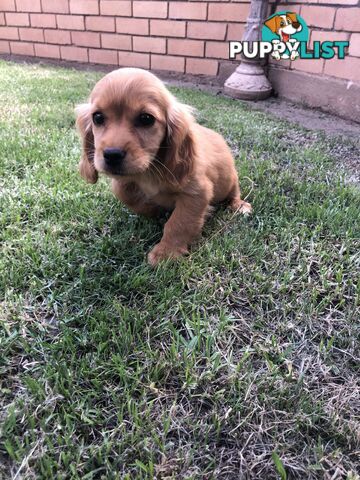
[76,68,251,266]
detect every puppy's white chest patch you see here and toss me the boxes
[137,180,160,199]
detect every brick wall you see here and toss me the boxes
[0,0,359,119]
[0,0,249,75]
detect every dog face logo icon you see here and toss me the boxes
[264,13,302,43]
[262,11,309,60]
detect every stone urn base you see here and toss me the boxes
[224,61,272,101]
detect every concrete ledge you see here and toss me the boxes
[268,66,360,123]
[0,53,222,87]
[1,54,359,124]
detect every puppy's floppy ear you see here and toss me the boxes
[161,101,196,184]
[75,103,98,184]
[287,12,298,23]
[264,15,280,34]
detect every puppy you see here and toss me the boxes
[76,68,251,266]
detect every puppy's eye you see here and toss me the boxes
[135,113,155,127]
[280,21,285,26]
[93,112,105,126]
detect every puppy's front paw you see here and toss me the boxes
[148,242,188,266]
[272,51,281,61]
[230,199,252,215]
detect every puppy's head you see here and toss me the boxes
[264,12,301,37]
[76,68,195,184]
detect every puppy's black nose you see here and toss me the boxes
[293,21,300,28]
[103,148,127,166]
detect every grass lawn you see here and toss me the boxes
[0,60,359,480]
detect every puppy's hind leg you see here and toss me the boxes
[227,181,252,215]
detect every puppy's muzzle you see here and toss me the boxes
[103,148,127,172]
[292,21,300,29]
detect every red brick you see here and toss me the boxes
[168,38,204,57]
[133,1,167,19]
[42,0,69,14]
[5,13,29,26]
[275,4,301,15]
[310,30,350,55]
[35,43,60,58]
[72,30,100,47]
[44,28,71,44]
[310,30,350,48]
[89,48,118,64]
[70,0,99,15]
[301,6,335,29]
[0,13,4,25]
[19,27,43,42]
[133,36,166,53]
[101,33,132,50]
[318,0,357,4]
[116,17,148,35]
[0,40,10,53]
[324,56,360,82]
[1,1,16,12]
[86,16,115,32]
[169,2,207,20]
[292,58,324,74]
[0,26,19,39]
[61,45,88,61]
[30,13,56,28]
[186,58,218,75]
[151,54,184,72]
[15,0,41,12]
[188,21,226,40]
[335,8,360,32]
[349,33,360,57]
[10,40,34,55]
[206,41,228,59]
[118,50,149,68]
[227,23,245,41]
[57,14,84,30]
[208,3,248,22]
[150,19,185,38]
[100,1,131,16]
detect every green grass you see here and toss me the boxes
[0,60,359,480]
